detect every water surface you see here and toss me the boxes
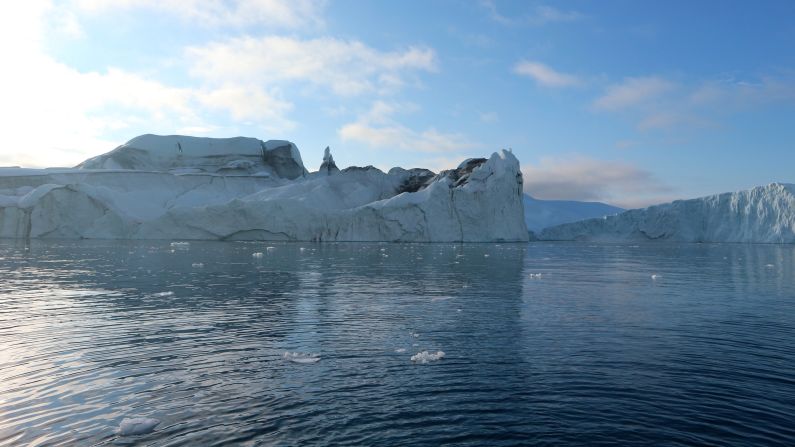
[0,241,793,446]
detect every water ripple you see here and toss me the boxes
[0,241,794,445]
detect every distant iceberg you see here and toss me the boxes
[0,135,528,242]
[522,194,623,233]
[539,183,795,243]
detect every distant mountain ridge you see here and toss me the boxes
[523,194,623,233]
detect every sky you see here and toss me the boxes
[1,0,794,208]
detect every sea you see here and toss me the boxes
[0,240,793,446]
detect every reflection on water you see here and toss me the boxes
[0,240,793,446]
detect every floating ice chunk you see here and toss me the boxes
[191,262,204,268]
[529,273,543,279]
[410,332,420,338]
[151,291,174,297]
[283,351,320,364]
[395,348,407,353]
[118,417,160,436]
[266,246,276,251]
[766,264,775,268]
[431,296,452,302]
[411,351,445,364]
[170,242,190,250]
[651,274,660,280]
[299,247,306,252]
[484,254,490,257]
[252,252,264,258]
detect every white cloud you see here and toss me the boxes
[197,85,295,132]
[186,36,437,96]
[514,60,581,87]
[73,0,326,29]
[481,0,583,26]
[338,101,475,153]
[0,2,304,167]
[593,77,676,110]
[522,156,672,208]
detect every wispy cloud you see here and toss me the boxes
[514,60,581,87]
[73,0,326,29]
[593,77,676,110]
[593,74,795,132]
[522,156,673,208]
[479,111,499,123]
[186,36,437,96]
[481,0,583,26]
[338,101,476,153]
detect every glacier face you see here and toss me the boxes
[0,135,528,242]
[539,183,795,243]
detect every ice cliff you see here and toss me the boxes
[0,135,528,242]
[539,183,795,243]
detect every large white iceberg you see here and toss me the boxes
[0,135,528,242]
[539,183,795,243]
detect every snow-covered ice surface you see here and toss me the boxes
[539,183,795,243]
[0,135,527,242]
[118,417,160,436]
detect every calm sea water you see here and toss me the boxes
[0,240,793,446]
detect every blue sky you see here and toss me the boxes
[1,1,794,207]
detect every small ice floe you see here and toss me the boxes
[252,252,264,258]
[411,351,445,364]
[170,242,190,250]
[766,264,775,268]
[382,254,389,258]
[266,246,276,252]
[410,332,420,338]
[651,274,661,280]
[431,296,452,302]
[457,308,462,312]
[484,254,490,258]
[380,248,386,252]
[191,262,204,268]
[529,273,543,279]
[299,247,306,252]
[283,351,321,364]
[118,417,160,436]
[395,348,407,353]
[151,291,174,298]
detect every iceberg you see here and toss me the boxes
[0,135,528,242]
[539,183,795,243]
